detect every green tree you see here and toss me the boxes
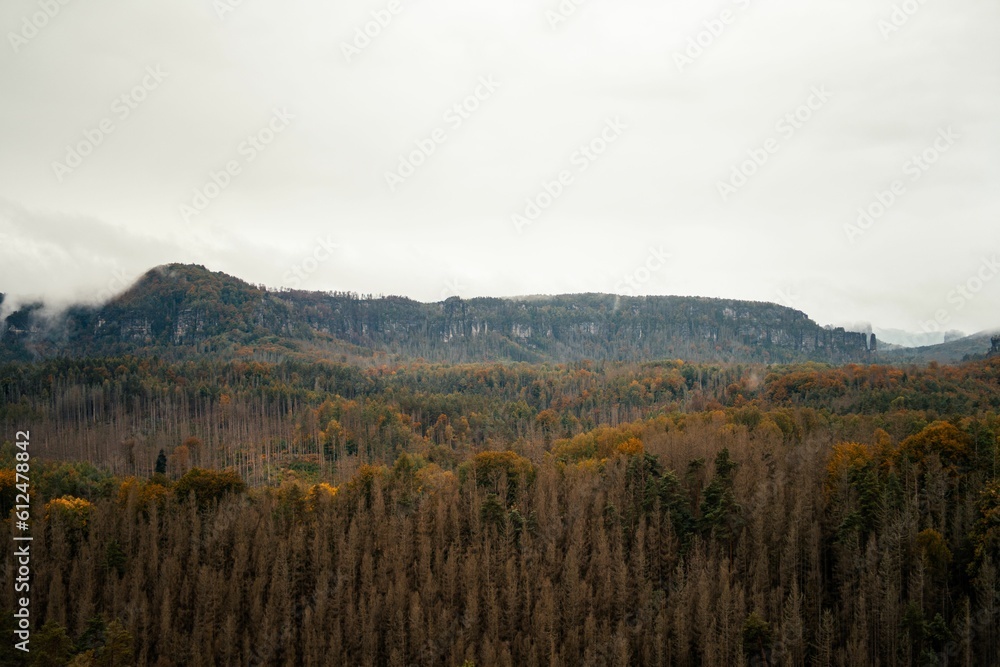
[154,449,167,475]
[94,620,133,667]
[742,612,773,666]
[699,448,742,545]
[30,620,74,667]
[75,616,106,655]
[105,540,126,578]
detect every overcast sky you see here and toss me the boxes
[0,0,997,336]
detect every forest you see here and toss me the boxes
[0,353,998,665]
[0,263,877,366]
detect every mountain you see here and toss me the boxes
[872,326,967,348]
[881,328,1000,364]
[1,263,878,364]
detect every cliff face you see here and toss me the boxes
[0,264,874,364]
[279,291,872,363]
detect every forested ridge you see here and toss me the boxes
[0,263,876,365]
[0,354,998,665]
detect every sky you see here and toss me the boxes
[0,0,998,338]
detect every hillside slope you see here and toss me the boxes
[882,328,1000,364]
[1,263,877,364]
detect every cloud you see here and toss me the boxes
[0,0,997,334]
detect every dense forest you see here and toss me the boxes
[1,353,998,665]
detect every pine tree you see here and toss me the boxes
[30,620,74,667]
[699,448,742,547]
[154,450,167,476]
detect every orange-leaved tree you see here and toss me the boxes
[898,421,972,471]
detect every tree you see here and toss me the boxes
[465,451,534,502]
[44,496,94,533]
[94,620,133,667]
[916,528,952,582]
[0,468,17,517]
[168,445,190,478]
[75,617,106,655]
[699,449,742,545]
[536,409,558,443]
[899,420,971,470]
[0,613,28,665]
[154,450,167,475]
[742,612,773,666]
[971,479,1000,574]
[174,468,246,507]
[30,620,74,667]
[67,652,96,667]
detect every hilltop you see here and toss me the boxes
[2,263,880,364]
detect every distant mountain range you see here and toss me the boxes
[0,263,989,365]
[871,327,967,348]
[880,328,1000,364]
